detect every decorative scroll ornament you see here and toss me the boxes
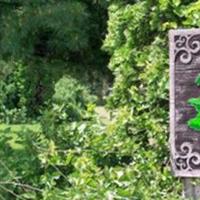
[175,142,200,171]
[175,35,200,64]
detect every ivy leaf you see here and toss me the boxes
[172,0,181,7]
[188,115,200,131]
[188,98,200,112]
[195,74,200,86]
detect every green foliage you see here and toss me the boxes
[0,61,28,123]
[188,74,200,131]
[0,0,109,121]
[0,125,42,199]
[41,76,97,138]
[53,76,96,109]
[0,76,103,199]
[101,0,198,198]
[195,73,200,86]
[1,1,89,59]
[0,0,108,66]
[5,0,200,199]
[188,113,200,131]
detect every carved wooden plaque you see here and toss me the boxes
[169,29,200,177]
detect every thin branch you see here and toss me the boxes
[0,193,6,200]
[0,185,26,200]
[0,159,21,182]
[51,164,69,182]
[0,181,42,192]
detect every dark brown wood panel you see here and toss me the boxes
[169,29,200,177]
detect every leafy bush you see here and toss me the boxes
[0,126,42,199]
[4,0,200,199]
[0,0,110,119]
[101,0,193,198]
[1,1,90,59]
[0,60,57,122]
[0,61,28,123]
[41,76,97,138]
[101,0,200,198]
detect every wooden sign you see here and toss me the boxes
[169,29,200,177]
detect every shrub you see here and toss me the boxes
[4,0,200,199]
[41,76,95,147]
[0,61,28,123]
[101,0,190,198]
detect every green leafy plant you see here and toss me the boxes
[0,0,109,121]
[3,0,200,199]
[188,74,200,131]
[0,61,28,123]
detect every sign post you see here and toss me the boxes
[183,178,200,198]
[169,29,200,199]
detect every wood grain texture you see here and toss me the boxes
[169,29,200,177]
[183,178,200,199]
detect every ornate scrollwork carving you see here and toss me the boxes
[175,35,200,64]
[175,142,200,171]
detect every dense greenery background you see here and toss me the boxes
[1,0,200,199]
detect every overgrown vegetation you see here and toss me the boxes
[1,0,200,199]
[0,0,110,120]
